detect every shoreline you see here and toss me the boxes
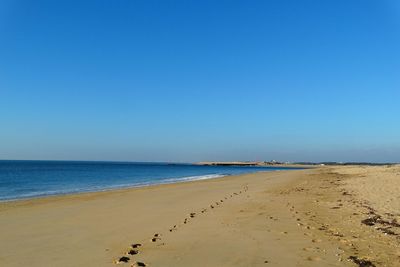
[0,166,305,204]
[0,169,285,209]
[0,174,227,204]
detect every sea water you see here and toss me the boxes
[0,160,301,201]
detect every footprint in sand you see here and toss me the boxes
[306,256,322,261]
[268,216,278,221]
[131,262,146,267]
[127,249,139,255]
[311,239,322,243]
[115,256,130,264]
[303,247,320,252]
[131,244,142,249]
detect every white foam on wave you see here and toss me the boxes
[0,173,227,202]
[160,174,226,184]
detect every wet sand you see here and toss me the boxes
[1,166,399,266]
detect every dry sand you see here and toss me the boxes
[1,166,399,266]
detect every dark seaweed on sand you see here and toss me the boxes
[348,256,376,267]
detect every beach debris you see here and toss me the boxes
[131,243,142,249]
[332,231,344,237]
[361,214,400,231]
[127,249,139,255]
[348,256,376,267]
[318,225,328,231]
[362,217,379,226]
[376,227,397,236]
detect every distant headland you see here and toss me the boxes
[196,160,297,167]
[196,161,397,167]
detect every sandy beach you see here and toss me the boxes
[1,166,399,266]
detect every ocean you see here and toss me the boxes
[0,160,300,202]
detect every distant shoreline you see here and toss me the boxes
[196,161,316,168]
[196,161,398,167]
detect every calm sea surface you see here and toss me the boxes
[0,160,301,202]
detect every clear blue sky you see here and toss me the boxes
[1,0,399,163]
